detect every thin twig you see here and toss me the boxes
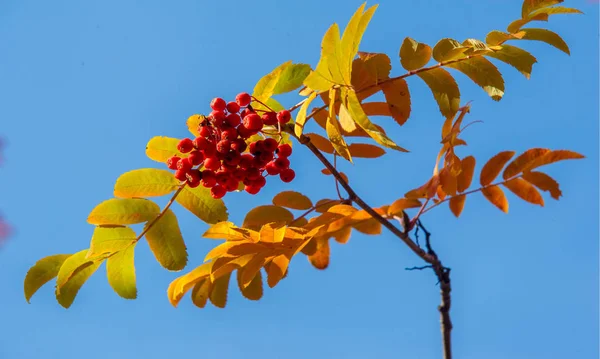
[333,154,343,200]
[289,198,343,226]
[135,183,186,242]
[405,265,433,271]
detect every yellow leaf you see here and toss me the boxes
[175,185,228,224]
[339,101,358,133]
[341,3,378,82]
[447,57,505,101]
[348,143,386,158]
[55,250,102,308]
[449,194,466,217]
[503,148,551,179]
[114,169,180,198]
[145,136,185,163]
[332,226,352,244]
[353,218,381,235]
[272,191,313,210]
[24,254,71,303]
[512,5,583,33]
[304,24,345,91]
[417,68,461,117]
[191,278,212,308]
[239,254,270,288]
[503,178,544,206]
[294,92,318,137]
[481,185,509,213]
[485,30,526,46]
[258,223,287,243]
[315,199,342,213]
[457,156,476,192]
[399,37,432,71]
[106,244,137,299]
[522,0,562,18]
[88,226,136,258]
[209,272,231,308]
[306,133,335,154]
[300,237,318,255]
[522,171,562,200]
[486,45,537,79]
[308,237,330,270]
[326,88,352,161]
[226,242,266,257]
[144,209,188,271]
[433,38,468,62]
[242,205,294,231]
[203,222,254,241]
[266,254,291,288]
[237,269,263,300]
[204,241,237,262]
[186,114,204,137]
[387,198,422,216]
[480,151,516,186]
[462,39,491,55]
[361,102,392,116]
[381,79,411,126]
[168,261,213,307]
[520,28,570,55]
[87,198,160,226]
[253,61,289,101]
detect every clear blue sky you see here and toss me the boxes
[0,1,597,358]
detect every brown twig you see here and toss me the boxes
[135,183,186,242]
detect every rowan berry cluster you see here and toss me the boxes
[166,92,295,199]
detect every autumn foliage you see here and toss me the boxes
[25,0,584,319]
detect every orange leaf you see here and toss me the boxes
[242,205,294,231]
[526,150,585,171]
[308,237,330,270]
[387,198,422,216]
[191,278,212,308]
[361,102,392,116]
[457,156,476,192]
[449,194,466,217]
[265,254,291,288]
[502,148,550,179]
[439,167,457,196]
[237,269,263,300]
[209,272,231,308]
[272,191,313,210]
[315,199,343,213]
[348,143,386,158]
[381,79,411,125]
[300,237,318,255]
[522,171,562,200]
[480,151,516,185]
[305,133,335,154]
[405,175,440,199]
[481,185,509,213]
[503,178,544,206]
[332,227,352,244]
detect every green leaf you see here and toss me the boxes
[294,92,318,137]
[304,23,345,91]
[106,244,137,299]
[432,38,468,62]
[447,57,505,101]
[24,254,71,303]
[486,45,537,79]
[272,63,311,95]
[144,209,188,271]
[87,198,160,226]
[344,89,408,152]
[176,185,228,224]
[519,28,570,55]
[88,226,137,258]
[399,37,432,71]
[326,88,352,162]
[56,250,103,308]
[243,205,294,231]
[417,68,461,117]
[381,79,411,126]
[145,136,184,163]
[114,169,180,198]
[340,3,378,79]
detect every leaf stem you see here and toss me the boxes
[289,198,344,227]
[135,183,186,242]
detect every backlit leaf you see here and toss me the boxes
[522,0,562,18]
[503,148,551,179]
[520,28,570,55]
[145,136,184,163]
[168,261,213,307]
[24,254,71,303]
[88,226,136,258]
[237,270,263,300]
[332,226,352,244]
[449,194,466,217]
[511,6,582,33]
[315,199,342,213]
[144,209,187,271]
[191,278,212,308]
[56,250,102,308]
[186,114,204,137]
[259,223,287,243]
[348,143,385,158]
[272,191,313,210]
[203,222,253,241]
[176,185,228,224]
[87,198,160,226]
[525,150,585,171]
[417,68,461,117]
[253,61,288,101]
[272,63,311,95]
[266,254,291,288]
[341,4,378,81]
[114,169,180,198]
[504,178,544,206]
[399,37,432,70]
[326,88,352,161]
[462,39,491,55]
[209,272,231,308]
[339,101,358,133]
[243,205,294,231]
[381,79,411,126]
[387,198,422,216]
[361,102,392,116]
[304,24,345,91]
[306,133,335,154]
[308,237,330,270]
[522,171,562,200]
[480,151,516,186]
[294,92,318,137]
[447,57,505,100]
[106,245,137,299]
[356,52,391,84]
[481,185,509,213]
[433,38,468,62]
[486,45,537,79]
[457,156,476,192]
[485,30,526,46]
[439,167,457,196]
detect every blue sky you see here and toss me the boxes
[0,1,597,358]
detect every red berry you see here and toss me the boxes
[277,144,292,157]
[225,113,241,127]
[263,138,278,152]
[280,168,295,183]
[210,110,226,122]
[239,153,254,169]
[215,171,230,186]
[237,125,252,139]
[253,156,268,168]
[221,127,238,141]
[174,169,188,182]
[277,110,291,124]
[203,156,221,171]
[261,112,278,126]
[233,168,246,181]
[236,92,251,107]
[259,151,274,162]
[177,138,194,153]
[223,152,241,166]
[167,156,181,170]
[274,157,290,169]
[199,126,213,138]
[226,101,240,113]
[186,169,202,187]
[225,177,240,192]
[216,140,231,154]
[201,170,217,187]
[240,108,254,118]
[188,151,204,166]
[246,167,262,180]
[211,185,227,199]
[177,157,193,171]
[245,185,261,195]
[210,97,227,111]
[202,143,217,157]
[248,141,259,155]
[243,113,263,131]
[252,175,266,188]
[265,161,280,175]
[193,137,209,150]
[230,138,247,153]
